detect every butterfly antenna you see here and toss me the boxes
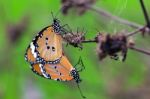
[51,11,55,19]
[55,5,66,19]
[75,56,85,72]
[79,57,85,70]
[77,83,86,99]
[55,9,61,19]
[51,8,61,21]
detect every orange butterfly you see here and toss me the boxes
[25,16,85,98]
[29,52,85,98]
[31,55,81,82]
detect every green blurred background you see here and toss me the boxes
[0,0,150,99]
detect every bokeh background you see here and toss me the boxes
[0,0,150,99]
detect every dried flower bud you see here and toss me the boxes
[61,0,96,15]
[141,27,150,36]
[96,33,128,61]
[63,31,85,49]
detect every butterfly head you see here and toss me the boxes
[53,18,60,25]
[71,68,86,98]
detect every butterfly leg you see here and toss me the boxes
[61,24,72,35]
[121,45,128,62]
[78,44,83,50]
[61,24,72,32]
[66,42,69,47]
[74,57,85,72]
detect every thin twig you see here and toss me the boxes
[139,0,150,28]
[86,4,143,29]
[129,46,150,55]
[82,39,150,56]
[126,26,147,37]
[82,26,149,43]
[82,39,97,43]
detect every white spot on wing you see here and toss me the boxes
[39,64,49,78]
[30,42,37,58]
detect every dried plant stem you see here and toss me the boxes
[82,26,149,44]
[86,5,143,29]
[139,0,150,28]
[126,26,147,37]
[82,39,97,43]
[81,38,150,56]
[129,46,150,55]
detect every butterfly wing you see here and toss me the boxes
[25,45,36,63]
[35,27,62,61]
[31,55,75,81]
[25,26,62,63]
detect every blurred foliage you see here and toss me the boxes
[0,0,150,99]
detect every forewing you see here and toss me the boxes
[25,26,63,63]
[25,46,36,63]
[36,27,63,61]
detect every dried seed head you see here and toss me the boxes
[96,33,128,61]
[61,0,96,15]
[63,31,85,49]
[95,33,107,43]
[141,27,150,36]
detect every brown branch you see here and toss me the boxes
[86,4,144,29]
[139,0,150,28]
[129,46,150,55]
[82,39,97,43]
[82,39,150,56]
[126,26,148,37]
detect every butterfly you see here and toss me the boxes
[30,53,86,98]
[25,14,86,98]
[29,52,85,98]
[31,54,81,82]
